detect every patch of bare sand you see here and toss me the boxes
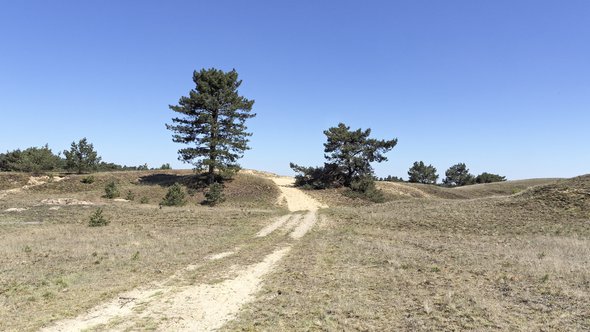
[133,247,291,331]
[42,247,291,332]
[290,211,318,239]
[271,176,327,211]
[40,198,94,206]
[3,207,28,212]
[206,251,235,260]
[256,214,291,237]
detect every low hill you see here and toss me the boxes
[1,169,281,209]
[512,174,590,213]
[377,178,561,200]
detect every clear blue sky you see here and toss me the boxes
[1,1,589,180]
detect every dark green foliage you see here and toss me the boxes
[290,123,395,203]
[167,68,256,184]
[104,181,120,199]
[89,208,109,227]
[81,175,95,184]
[63,138,101,174]
[323,123,397,186]
[476,172,507,184]
[290,162,344,189]
[379,175,404,182]
[204,182,226,206]
[137,163,149,171]
[161,183,186,206]
[443,163,475,187]
[160,163,172,170]
[125,190,135,201]
[0,145,62,173]
[344,176,386,203]
[408,161,438,184]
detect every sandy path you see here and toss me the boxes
[41,175,326,332]
[271,176,327,211]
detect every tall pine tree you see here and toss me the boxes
[167,68,255,183]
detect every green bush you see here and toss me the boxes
[139,196,149,204]
[81,175,95,184]
[125,190,135,201]
[104,181,120,199]
[161,183,186,206]
[290,162,344,189]
[204,182,225,206]
[344,176,386,203]
[89,208,109,227]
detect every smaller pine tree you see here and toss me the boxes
[161,183,186,206]
[89,208,109,227]
[104,181,120,199]
[204,182,225,206]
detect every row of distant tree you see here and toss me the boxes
[0,138,171,174]
[377,161,506,186]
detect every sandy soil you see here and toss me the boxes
[0,176,67,200]
[41,175,326,331]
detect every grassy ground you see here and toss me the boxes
[0,170,284,331]
[225,176,590,331]
[2,171,589,331]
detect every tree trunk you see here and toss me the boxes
[208,110,218,184]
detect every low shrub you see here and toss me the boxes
[161,183,186,206]
[81,175,95,184]
[344,176,387,203]
[89,208,109,227]
[104,181,120,199]
[204,182,225,206]
[125,190,135,201]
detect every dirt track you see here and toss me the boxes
[42,176,325,331]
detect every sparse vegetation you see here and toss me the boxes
[226,176,590,331]
[160,182,186,206]
[0,169,282,331]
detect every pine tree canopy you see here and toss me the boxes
[166,68,255,183]
[323,123,397,186]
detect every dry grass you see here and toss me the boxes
[0,170,284,331]
[2,170,589,331]
[225,177,590,331]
